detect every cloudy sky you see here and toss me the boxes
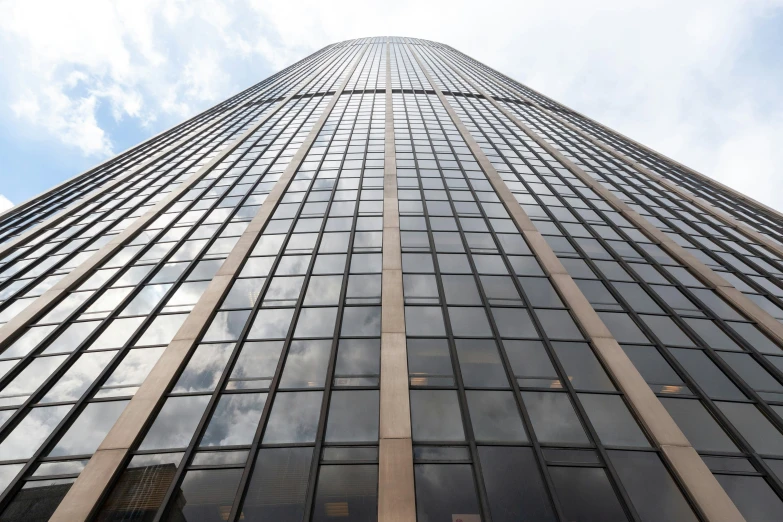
[1,0,782,213]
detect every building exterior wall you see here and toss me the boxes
[0,37,780,521]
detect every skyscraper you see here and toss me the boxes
[0,35,782,521]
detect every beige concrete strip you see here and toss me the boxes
[506,90,783,259]
[0,46,351,350]
[48,43,371,522]
[378,39,416,522]
[406,41,746,522]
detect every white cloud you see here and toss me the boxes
[1,0,782,211]
[0,195,13,212]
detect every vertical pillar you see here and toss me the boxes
[378,39,417,522]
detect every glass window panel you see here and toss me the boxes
[0,405,71,460]
[549,466,629,522]
[466,391,527,442]
[491,307,537,338]
[684,318,741,351]
[414,464,481,522]
[715,474,783,522]
[639,315,695,347]
[3,325,57,359]
[521,391,589,444]
[448,307,492,337]
[136,314,188,346]
[518,277,563,307]
[410,390,465,442]
[227,341,283,390]
[598,312,649,343]
[119,284,170,316]
[325,390,379,443]
[280,340,331,388]
[171,343,233,393]
[247,308,293,340]
[311,465,378,522]
[223,278,264,309]
[727,322,782,354]
[304,275,343,305]
[40,351,116,403]
[341,306,381,336]
[0,355,67,406]
[49,400,128,456]
[41,321,102,355]
[671,349,746,400]
[94,453,184,521]
[717,402,783,456]
[718,352,783,398]
[405,306,446,336]
[578,394,649,447]
[502,339,560,387]
[478,446,555,522]
[608,450,698,522]
[455,339,508,387]
[90,317,145,349]
[294,307,337,338]
[612,282,663,314]
[200,393,267,447]
[621,344,688,394]
[335,339,380,383]
[240,447,313,522]
[552,342,614,391]
[262,391,323,443]
[536,309,583,340]
[408,339,453,386]
[1,476,74,521]
[139,395,210,450]
[168,468,243,522]
[442,275,482,305]
[660,398,738,452]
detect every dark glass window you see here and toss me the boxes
[410,390,465,442]
[466,391,527,442]
[455,339,508,387]
[478,446,556,522]
[166,469,243,522]
[521,392,589,444]
[548,466,629,522]
[311,465,378,522]
[240,447,313,521]
[715,474,783,522]
[660,398,738,452]
[414,464,481,522]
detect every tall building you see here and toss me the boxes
[0,36,782,522]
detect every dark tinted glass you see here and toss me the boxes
[410,390,464,441]
[478,446,556,522]
[166,468,243,522]
[311,465,378,522]
[466,391,527,442]
[660,398,738,452]
[715,474,783,522]
[521,392,589,444]
[549,466,629,522]
[240,447,313,522]
[552,342,614,391]
[414,464,481,522]
[455,339,508,387]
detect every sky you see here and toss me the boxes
[1,0,782,214]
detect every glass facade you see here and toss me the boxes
[0,36,780,521]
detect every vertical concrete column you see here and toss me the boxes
[378,39,417,522]
[0,45,349,349]
[48,42,370,522]
[406,41,745,522]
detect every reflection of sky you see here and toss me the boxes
[139,395,210,450]
[521,392,589,444]
[42,321,100,354]
[201,393,267,446]
[3,324,56,358]
[40,350,116,402]
[466,390,527,442]
[0,405,72,459]
[172,343,233,393]
[49,400,129,456]
[410,390,465,441]
[91,317,145,349]
[103,347,166,387]
[248,309,293,340]
[1,355,67,399]
[136,313,188,346]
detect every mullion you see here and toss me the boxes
[442,92,647,522]
[301,92,378,522]
[398,91,494,522]
[0,94,324,511]
[131,96,343,520]
[402,90,573,520]
[466,96,783,501]
[213,91,362,522]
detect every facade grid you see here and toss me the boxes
[0,36,778,522]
